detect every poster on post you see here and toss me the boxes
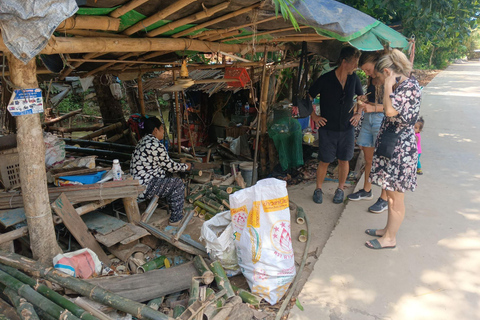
[7,88,44,116]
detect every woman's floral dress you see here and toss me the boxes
[370,77,421,192]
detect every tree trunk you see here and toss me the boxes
[125,80,140,114]
[429,46,436,67]
[6,53,62,265]
[93,75,126,129]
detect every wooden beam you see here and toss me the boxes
[173,72,182,154]
[57,15,120,31]
[123,0,197,36]
[6,53,62,265]
[196,16,279,40]
[222,26,311,42]
[110,0,150,18]
[172,2,262,38]
[0,227,28,245]
[0,36,281,55]
[146,2,231,38]
[138,75,146,116]
[52,193,110,265]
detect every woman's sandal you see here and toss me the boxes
[365,229,382,237]
[365,239,396,250]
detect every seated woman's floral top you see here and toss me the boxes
[130,134,188,198]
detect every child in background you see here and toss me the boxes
[415,117,425,175]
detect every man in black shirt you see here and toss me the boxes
[309,46,364,204]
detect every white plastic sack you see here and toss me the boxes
[200,210,240,276]
[53,248,102,279]
[229,178,296,305]
[44,132,65,167]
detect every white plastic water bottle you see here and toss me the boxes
[112,159,122,181]
[245,102,250,115]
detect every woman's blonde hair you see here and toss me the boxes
[375,49,412,77]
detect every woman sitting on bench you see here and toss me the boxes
[130,116,192,225]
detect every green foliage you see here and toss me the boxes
[272,0,306,31]
[339,0,480,68]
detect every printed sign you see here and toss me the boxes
[7,88,44,116]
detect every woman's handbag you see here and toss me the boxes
[375,128,405,159]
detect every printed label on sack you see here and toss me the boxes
[249,227,262,264]
[253,268,268,282]
[231,206,248,230]
[270,220,293,257]
[252,285,271,297]
[247,201,261,228]
[261,195,289,213]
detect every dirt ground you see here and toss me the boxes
[411,69,442,87]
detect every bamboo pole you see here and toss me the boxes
[209,261,235,299]
[83,52,139,78]
[296,206,306,225]
[68,58,178,65]
[193,201,217,215]
[73,298,114,320]
[79,122,123,140]
[4,288,40,320]
[188,278,200,307]
[192,256,214,285]
[47,124,103,133]
[0,265,98,320]
[59,52,102,80]
[147,2,230,38]
[196,16,278,40]
[0,270,82,320]
[205,30,242,42]
[43,109,82,126]
[252,48,268,185]
[57,16,120,31]
[6,53,62,265]
[173,305,186,318]
[222,26,310,42]
[58,30,129,38]
[173,72,182,154]
[123,0,197,35]
[147,296,164,311]
[137,255,167,273]
[0,250,174,320]
[6,37,283,54]
[172,2,261,38]
[110,61,264,73]
[110,0,150,18]
[0,227,28,245]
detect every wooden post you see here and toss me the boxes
[137,75,146,116]
[260,72,271,176]
[252,48,268,185]
[6,53,62,265]
[173,72,182,154]
[122,197,141,223]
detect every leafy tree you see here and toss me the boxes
[339,0,480,68]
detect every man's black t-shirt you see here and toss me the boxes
[309,69,363,131]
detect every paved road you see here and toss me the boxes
[290,61,480,320]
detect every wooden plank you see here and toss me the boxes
[0,180,145,209]
[87,261,199,302]
[94,225,135,247]
[82,211,127,235]
[0,208,26,227]
[120,224,150,245]
[122,197,141,223]
[0,297,21,320]
[52,193,110,265]
[0,226,28,244]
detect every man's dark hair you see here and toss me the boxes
[334,46,361,67]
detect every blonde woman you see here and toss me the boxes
[365,49,421,249]
[348,51,388,213]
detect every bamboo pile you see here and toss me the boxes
[188,184,243,220]
[0,251,265,320]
